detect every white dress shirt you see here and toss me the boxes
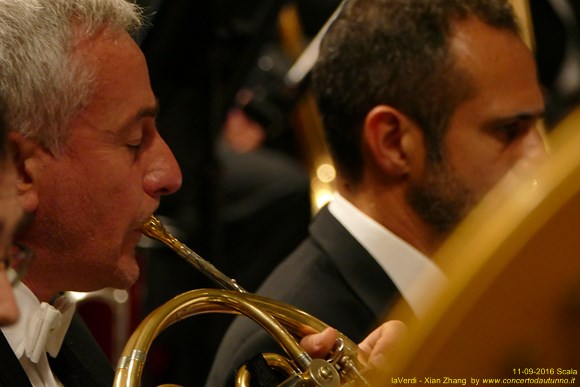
[1,283,75,387]
[328,193,447,318]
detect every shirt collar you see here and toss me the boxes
[328,193,447,317]
[1,283,76,362]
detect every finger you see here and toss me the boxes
[358,320,407,369]
[299,327,338,358]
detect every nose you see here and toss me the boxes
[0,272,19,326]
[520,126,550,167]
[144,135,183,198]
[509,127,550,182]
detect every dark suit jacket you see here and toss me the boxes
[205,206,410,387]
[0,313,114,387]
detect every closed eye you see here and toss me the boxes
[490,115,539,144]
[126,140,143,151]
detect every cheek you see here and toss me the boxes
[443,146,504,204]
[103,172,145,215]
[459,161,511,204]
[0,277,18,325]
[39,154,147,244]
[70,159,142,203]
[444,136,509,199]
[38,168,128,235]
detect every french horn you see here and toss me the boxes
[113,216,370,387]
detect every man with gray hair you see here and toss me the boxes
[0,1,182,385]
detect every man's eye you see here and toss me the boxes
[495,120,531,142]
[127,140,142,151]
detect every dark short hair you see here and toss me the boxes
[313,0,520,183]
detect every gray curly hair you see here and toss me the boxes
[0,0,142,153]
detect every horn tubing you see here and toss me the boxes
[114,289,331,386]
[116,216,370,387]
[140,216,247,293]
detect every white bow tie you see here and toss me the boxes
[25,297,75,363]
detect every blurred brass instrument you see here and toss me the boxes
[113,216,369,387]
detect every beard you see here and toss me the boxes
[406,160,479,237]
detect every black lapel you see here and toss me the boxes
[48,313,114,387]
[0,332,32,387]
[309,206,415,322]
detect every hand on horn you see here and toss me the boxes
[357,320,407,370]
[300,320,407,371]
[299,327,338,358]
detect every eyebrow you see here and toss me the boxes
[119,99,160,131]
[515,111,545,121]
[487,110,545,127]
[137,100,160,120]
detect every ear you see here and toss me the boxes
[363,105,418,176]
[8,132,43,212]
